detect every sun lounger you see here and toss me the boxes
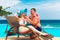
[5,16,54,40]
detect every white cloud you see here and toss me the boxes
[25,2,60,19]
[0,0,21,20]
[0,0,60,20]
[37,2,60,20]
[40,2,60,10]
[0,0,21,8]
[26,2,60,11]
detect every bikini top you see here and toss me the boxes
[19,19,27,25]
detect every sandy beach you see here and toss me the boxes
[0,36,60,40]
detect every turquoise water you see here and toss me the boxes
[42,23,60,37]
[0,23,60,38]
[0,24,10,38]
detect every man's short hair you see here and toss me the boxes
[31,8,36,12]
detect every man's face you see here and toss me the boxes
[30,10,35,14]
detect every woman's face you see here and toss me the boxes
[20,13,25,17]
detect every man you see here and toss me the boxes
[25,8,42,31]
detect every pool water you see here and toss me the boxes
[0,24,60,38]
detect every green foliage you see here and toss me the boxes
[0,6,12,16]
[0,6,2,10]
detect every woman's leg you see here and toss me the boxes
[19,26,48,35]
[27,26,48,35]
[19,26,31,34]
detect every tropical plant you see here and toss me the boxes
[0,6,12,16]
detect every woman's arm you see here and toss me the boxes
[14,14,19,21]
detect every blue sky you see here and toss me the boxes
[0,0,60,20]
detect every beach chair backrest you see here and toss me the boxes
[5,16,19,33]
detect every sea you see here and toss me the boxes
[0,20,60,38]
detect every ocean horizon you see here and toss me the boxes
[0,20,60,24]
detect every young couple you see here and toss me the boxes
[14,8,48,36]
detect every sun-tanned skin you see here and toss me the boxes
[14,13,41,34]
[25,8,41,28]
[14,9,48,36]
[26,9,41,33]
[14,13,31,34]
[25,8,48,36]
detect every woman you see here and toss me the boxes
[14,10,30,34]
[14,9,48,36]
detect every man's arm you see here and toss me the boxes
[26,16,40,25]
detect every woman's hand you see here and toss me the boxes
[24,16,29,19]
